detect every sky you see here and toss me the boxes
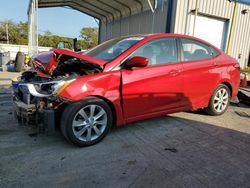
[0,0,98,38]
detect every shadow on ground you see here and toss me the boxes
[1,115,250,187]
[0,88,250,188]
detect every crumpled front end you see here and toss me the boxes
[12,73,74,133]
[12,49,104,133]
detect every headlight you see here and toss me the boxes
[19,79,75,97]
[53,79,75,94]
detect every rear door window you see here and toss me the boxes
[181,38,218,61]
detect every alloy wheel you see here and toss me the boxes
[213,88,229,113]
[72,105,107,142]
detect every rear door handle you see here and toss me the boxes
[213,62,218,67]
[168,69,181,76]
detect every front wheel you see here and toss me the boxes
[205,84,231,116]
[61,97,113,146]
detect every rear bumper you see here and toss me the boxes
[13,99,55,133]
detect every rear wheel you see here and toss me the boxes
[205,84,230,116]
[61,97,113,146]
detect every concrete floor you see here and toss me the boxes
[0,87,250,188]
[0,72,21,86]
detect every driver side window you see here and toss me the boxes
[130,38,178,66]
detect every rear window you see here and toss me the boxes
[181,38,219,61]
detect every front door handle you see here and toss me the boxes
[168,69,181,76]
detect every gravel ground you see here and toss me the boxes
[0,87,250,188]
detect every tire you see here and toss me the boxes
[205,84,231,116]
[61,97,113,147]
[14,52,25,72]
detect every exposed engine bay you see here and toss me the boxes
[18,58,102,98]
[12,49,104,132]
[30,57,102,78]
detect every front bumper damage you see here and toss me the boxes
[12,80,57,134]
[13,99,56,134]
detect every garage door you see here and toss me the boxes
[189,14,228,50]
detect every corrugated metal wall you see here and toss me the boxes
[99,0,250,67]
[173,0,250,67]
[99,0,169,42]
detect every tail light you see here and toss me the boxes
[233,62,240,71]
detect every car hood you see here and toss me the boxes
[32,48,106,74]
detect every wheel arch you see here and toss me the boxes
[220,81,232,97]
[87,95,117,128]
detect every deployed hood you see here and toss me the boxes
[30,48,106,74]
[18,49,105,98]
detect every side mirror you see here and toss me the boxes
[125,56,148,69]
[57,42,65,49]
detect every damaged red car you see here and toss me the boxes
[12,34,240,146]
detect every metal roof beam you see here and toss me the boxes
[95,0,123,19]
[68,5,106,23]
[38,1,108,22]
[70,1,108,23]
[36,0,157,24]
[134,0,144,12]
[80,0,115,22]
[112,0,132,16]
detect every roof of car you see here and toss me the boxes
[112,33,210,42]
[108,33,223,55]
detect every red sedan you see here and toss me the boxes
[13,34,240,146]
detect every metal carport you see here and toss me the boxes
[28,0,159,55]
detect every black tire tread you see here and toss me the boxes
[205,84,230,116]
[60,97,113,147]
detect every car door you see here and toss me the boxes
[179,38,221,108]
[121,37,186,122]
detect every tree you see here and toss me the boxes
[44,30,52,36]
[0,20,28,45]
[79,27,98,48]
[39,34,67,47]
[0,20,98,50]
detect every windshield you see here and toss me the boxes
[85,36,144,61]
